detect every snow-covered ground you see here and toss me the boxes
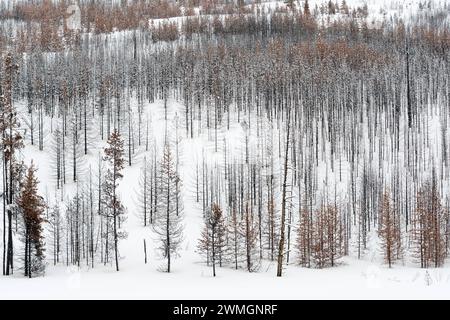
[2,258,450,299]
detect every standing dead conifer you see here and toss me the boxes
[411,180,448,268]
[198,203,227,276]
[102,129,127,271]
[378,189,402,268]
[153,143,184,273]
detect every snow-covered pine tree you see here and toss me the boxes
[378,189,402,268]
[197,203,227,276]
[411,179,449,268]
[102,129,127,271]
[153,142,184,273]
[312,205,346,268]
[17,162,46,277]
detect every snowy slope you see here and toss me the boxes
[1,0,450,300]
[0,97,449,300]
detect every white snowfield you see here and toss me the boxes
[1,0,450,300]
[2,258,450,299]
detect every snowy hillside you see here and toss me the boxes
[0,0,450,300]
[2,99,450,300]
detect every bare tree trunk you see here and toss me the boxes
[277,111,290,277]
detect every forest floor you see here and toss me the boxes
[2,256,450,299]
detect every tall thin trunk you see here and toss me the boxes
[277,111,290,277]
